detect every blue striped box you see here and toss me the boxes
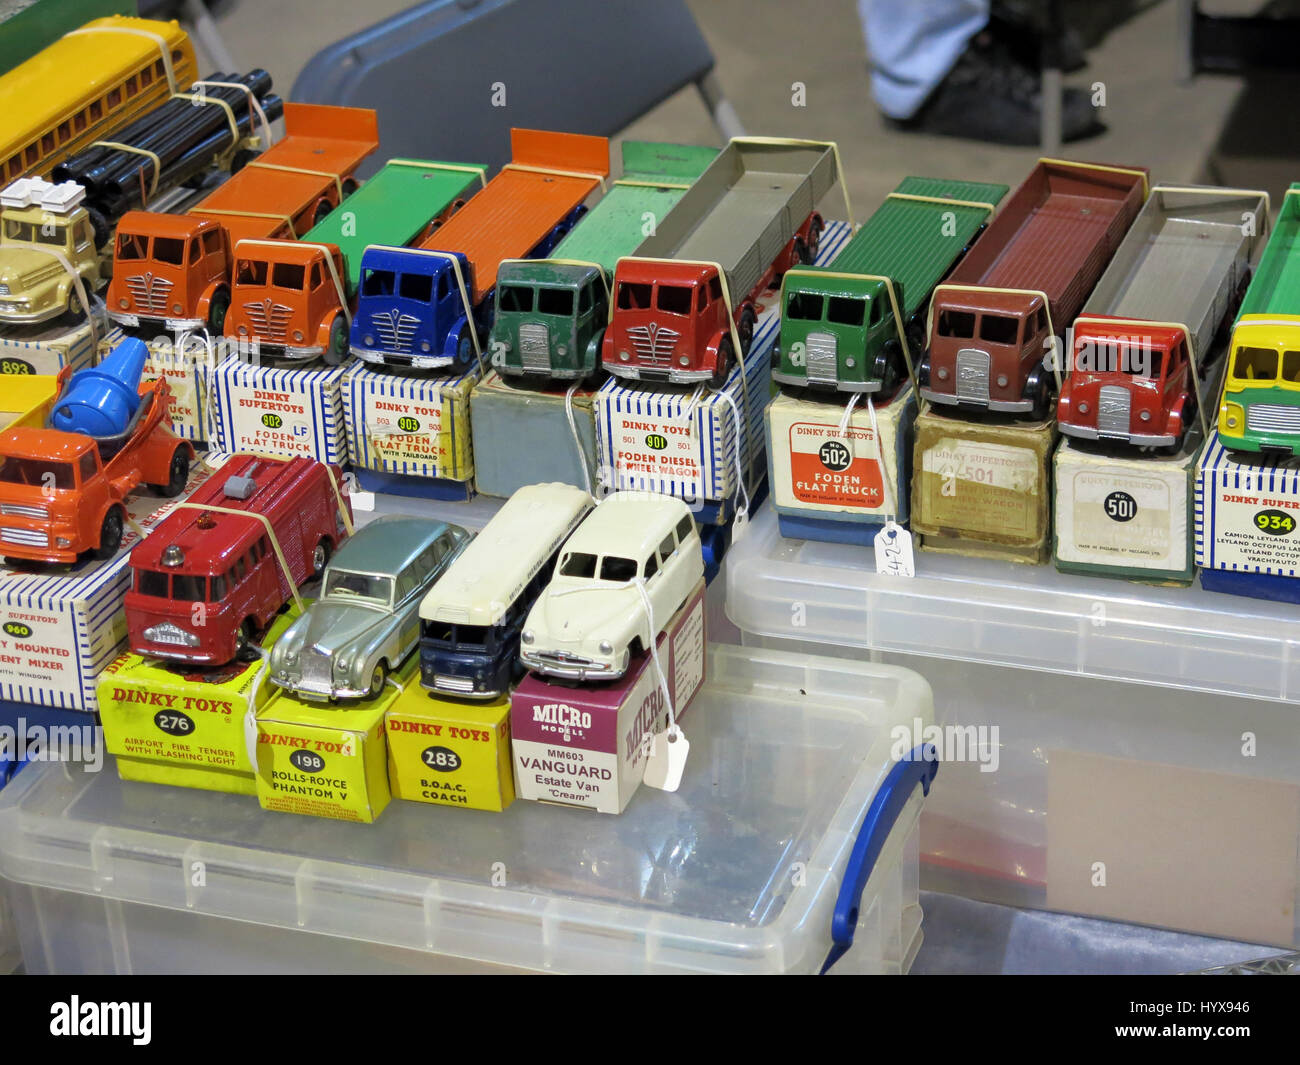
[342,363,479,483]
[1196,431,1300,578]
[209,356,348,464]
[0,456,219,712]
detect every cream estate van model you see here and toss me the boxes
[520,493,703,680]
[419,483,594,699]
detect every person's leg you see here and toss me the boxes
[858,0,991,121]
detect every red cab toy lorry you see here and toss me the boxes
[0,337,193,564]
[125,453,352,665]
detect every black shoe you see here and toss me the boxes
[889,32,1104,146]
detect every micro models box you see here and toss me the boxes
[0,297,108,375]
[0,456,217,712]
[1055,430,1203,585]
[1195,431,1300,601]
[97,609,301,796]
[343,363,477,484]
[254,659,416,823]
[470,370,597,499]
[209,355,349,464]
[767,384,916,546]
[386,688,514,812]
[511,579,706,815]
[911,406,1056,564]
[594,310,772,518]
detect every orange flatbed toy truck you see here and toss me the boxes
[0,337,193,564]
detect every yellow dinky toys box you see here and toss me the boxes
[97,608,303,796]
[254,659,416,823]
[386,686,514,812]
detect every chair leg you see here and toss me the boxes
[183,0,240,73]
[697,69,746,141]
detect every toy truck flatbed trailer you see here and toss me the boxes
[1218,184,1300,455]
[920,159,1147,417]
[301,157,487,292]
[107,103,378,336]
[491,140,719,382]
[772,175,1008,395]
[351,128,609,372]
[603,138,839,386]
[1059,184,1264,448]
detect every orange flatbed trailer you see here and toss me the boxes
[418,128,609,305]
[188,102,380,245]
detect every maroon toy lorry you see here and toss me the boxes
[919,159,1147,419]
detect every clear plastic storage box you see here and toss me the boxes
[0,646,934,975]
[725,504,1300,948]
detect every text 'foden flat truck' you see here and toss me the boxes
[603,138,839,387]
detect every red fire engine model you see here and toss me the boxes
[124,454,352,666]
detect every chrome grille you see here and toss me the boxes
[519,322,551,372]
[536,650,596,667]
[144,622,195,647]
[1098,385,1131,436]
[804,331,838,384]
[1246,403,1300,434]
[435,674,475,694]
[124,272,173,314]
[372,308,420,353]
[243,298,293,341]
[956,348,990,402]
[1,527,49,546]
[0,502,49,519]
[300,649,333,688]
[626,322,679,367]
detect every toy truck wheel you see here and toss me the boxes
[65,288,84,321]
[87,205,111,250]
[235,620,259,663]
[312,199,332,226]
[322,317,348,366]
[95,507,124,560]
[342,177,360,198]
[710,336,735,389]
[1026,369,1051,421]
[455,327,476,371]
[916,354,932,389]
[806,217,823,262]
[876,341,903,394]
[155,447,190,498]
[368,661,389,700]
[229,149,258,175]
[311,537,332,577]
[207,288,231,334]
[738,306,757,355]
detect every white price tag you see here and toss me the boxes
[349,490,376,513]
[642,725,689,792]
[874,520,915,577]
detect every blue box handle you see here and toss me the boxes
[820,743,937,974]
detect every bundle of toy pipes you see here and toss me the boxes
[51,69,283,221]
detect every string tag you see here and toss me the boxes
[874,520,915,578]
[349,489,376,513]
[643,724,689,792]
[730,506,749,546]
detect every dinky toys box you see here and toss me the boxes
[386,688,514,812]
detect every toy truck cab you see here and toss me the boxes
[1217,315,1300,456]
[773,270,910,395]
[351,246,482,371]
[0,179,101,324]
[491,261,609,381]
[1058,319,1194,447]
[602,259,746,387]
[107,213,232,333]
[921,289,1054,416]
[225,240,350,363]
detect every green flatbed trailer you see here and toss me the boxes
[772,175,1008,394]
[1218,183,1300,454]
[490,140,718,381]
[301,158,487,292]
